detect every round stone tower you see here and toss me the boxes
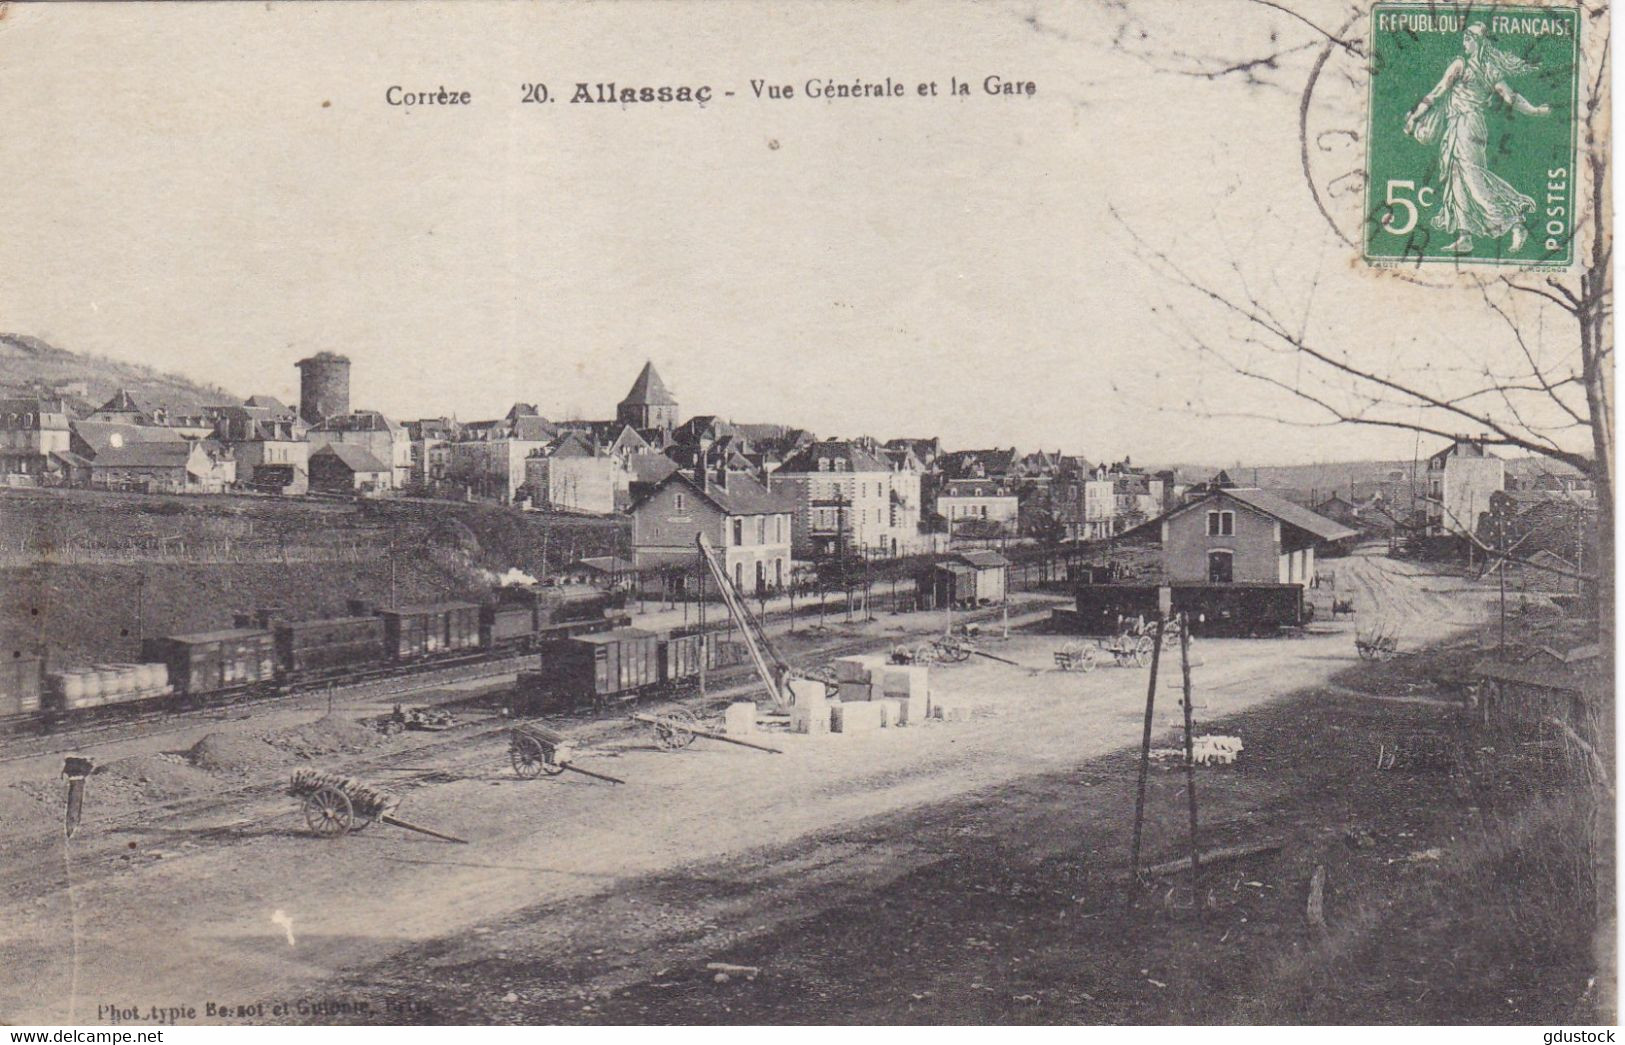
[296,352,351,426]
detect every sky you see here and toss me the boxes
[0,1,1594,466]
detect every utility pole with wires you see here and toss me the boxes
[1129,616,1166,897]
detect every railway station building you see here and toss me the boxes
[1152,486,1356,587]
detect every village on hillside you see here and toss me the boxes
[0,340,1607,1026]
[0,352,1598,598]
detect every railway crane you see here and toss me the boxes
[695,532,797,711]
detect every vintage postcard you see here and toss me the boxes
[0,0,1612,1031]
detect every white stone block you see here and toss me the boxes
[837,681,872,703]
[723,702,757,736]
[788,677,829,707]
[881,683,927,725]
[790,700,829,735]
[831,701,884,733]
[833,655,888,684]
[879,665,929,698]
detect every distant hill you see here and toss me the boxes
[0,333,240,415]
[1161,460,1418,497]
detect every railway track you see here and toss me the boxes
[0,649,538,766]
[0,598,1053,770]
[0,603,1072,911]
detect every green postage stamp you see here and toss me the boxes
[1364,3,1580,268]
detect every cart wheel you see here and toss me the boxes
[1133,636,1154,667]
[1078,647,1098,673]
[653,707,700,751]
[303,784,354,838]
[510,732,548,779]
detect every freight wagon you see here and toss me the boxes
[379,603,480,659]
[274,615,386,675]
[0,655,43,717]
[44,663,171,712]
[7,583,638,730]
[519,628,661,713]
[1067,583,1306,637]
[142,629,277,698]
[480,605,540,651]
[659,630,753,682]
[659,633,705,683]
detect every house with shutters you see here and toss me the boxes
[628,465,794,597]
[1152,486,1356,586]
[0,396,75,485]
[771,440,924,558]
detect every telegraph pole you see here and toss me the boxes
[1498,511,1507,651]
[698,559,707,697]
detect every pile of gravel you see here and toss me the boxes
[186,731,285,775]
[262,714,385,759]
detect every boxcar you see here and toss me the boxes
[380,602,480,659]
[545,628,660,709]
[660,630,752,683]
[0,655,42,716]
[142,629,276,697]
[274,615,386,675]
[658,633,705,684]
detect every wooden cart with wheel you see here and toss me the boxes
[289,768,468,843]
[1097,632,1155,667]
[1053,640,1099,672]
[509,723,625,783]
[302,781,374,837]
[931,635,974,663]
[1355,625,1400,661]
[630,708,783,754]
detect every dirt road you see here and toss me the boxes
[0,549,1494,1025]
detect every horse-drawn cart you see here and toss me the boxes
[1054,632,1155,671]
[629,708,783,754]
[509,723,626,783]
[1355,625,1400,661]
[289,768,468,842]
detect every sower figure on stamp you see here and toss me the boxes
[1403,23,1551,254]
